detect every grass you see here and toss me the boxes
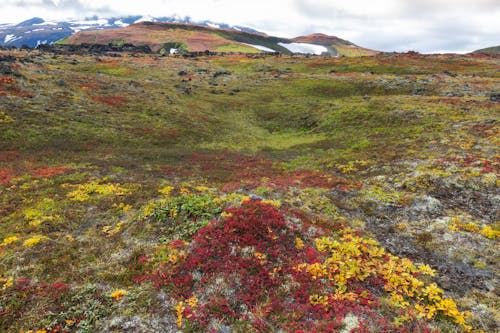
[214,43,260,53]
[0,49,499,332]
[333,44,378,57]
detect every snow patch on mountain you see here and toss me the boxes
[4,34,21,44]
[70,26,103,33]
[278,42,328,55]
[134,16,156,24]
[36,40,48,47]
[72,19,109,26]
[114,20,129,27]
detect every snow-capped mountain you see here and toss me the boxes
[0,16,260,48]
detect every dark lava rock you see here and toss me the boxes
[0,55,16,63]
[0,63,13,75]
[178,86,191,94]
[213,70,231,78]
[443,70,457,77]
[489,93,500,102]
[412,88,426,95]
[367,220,494,295]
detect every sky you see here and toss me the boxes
[0,0,499,53]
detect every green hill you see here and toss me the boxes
[472,45,500,54]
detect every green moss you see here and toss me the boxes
[76,64,134,77]
[214,43,260,53]
[54,37,70,44]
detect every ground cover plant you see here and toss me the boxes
[0,48,498,332]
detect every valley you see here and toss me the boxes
[0,48,499,332]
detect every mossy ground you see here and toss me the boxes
[0,49,499,332]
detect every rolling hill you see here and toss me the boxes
[472,45,500,54]
[61,22,375,56]
[293,33,378,56]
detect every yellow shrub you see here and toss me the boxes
[309,228,472,330]
[66,180,128,201]
[1,276,13,290]
[481,225,500,239]
[2,236,19,246]
[158,186,175,196]
[23,235,49,247]
[110,289,127,301]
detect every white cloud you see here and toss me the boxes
[0,0,498,53]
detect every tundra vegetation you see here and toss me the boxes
[0,48,499,332]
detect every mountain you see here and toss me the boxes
[62,22,372,56]
[472,45,500,55]
[0,16,374,56]
[0,16,260,48]
[61,22,288,54]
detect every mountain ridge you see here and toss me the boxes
[61,22,377,56]
[0,15,260,48]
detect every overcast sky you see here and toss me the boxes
[1,0,499,53]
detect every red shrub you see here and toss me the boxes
[0,76,32,97]
[0,167,15,185]
[91,95,128,107]
[0,76,14,85]
[135,201,439,331]
[161,152,352,191]
[440,155,500,175]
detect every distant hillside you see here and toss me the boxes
[293,33,379,57]
[62,22,372,56]
[472,45,500,54]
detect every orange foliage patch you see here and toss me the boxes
[436,97,463,105]
[0,76,14,85]
[189,113,209,121]
[160,152,353,192]
[31,166,73,178]
[187,104,203,110]
[0,150,21,162]
[80,84,101,91]
[164,129,182,137]
[330,72,360,77]
[0,168,15,185]
[91,95,128,107]
[0,76,32,97]
[469,123,498,138]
